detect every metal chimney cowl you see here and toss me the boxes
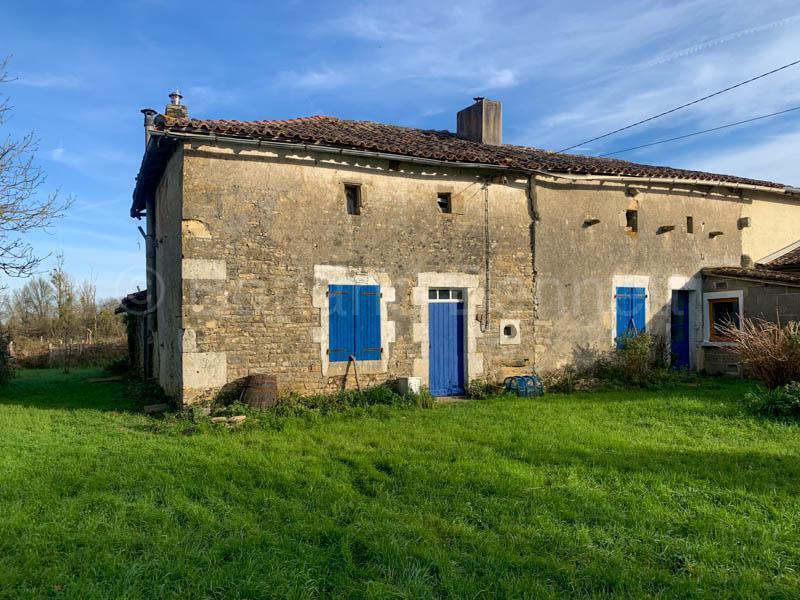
[164,89,188,119]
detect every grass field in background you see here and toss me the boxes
[1,370,798,598]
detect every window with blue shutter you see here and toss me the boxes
[328,285,355,362]
[328,284,381,361]
[615,286,646,348]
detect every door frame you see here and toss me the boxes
[667,275,702,370]
[411,272,484,388]
[428,290,467,396]
[670,289,691,369]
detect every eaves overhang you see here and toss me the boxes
[130,135,179,218]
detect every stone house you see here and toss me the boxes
[127,92,800,404]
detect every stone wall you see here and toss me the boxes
[177,142,535,402]
[533,178,746,372]
[152,149,184,398]
[151,139,797,402]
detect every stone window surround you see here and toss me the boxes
[411,272,484,386]
[702,289,744,347]
[610,274,650,345]
[312,265,396,377]
[499,319,521,345]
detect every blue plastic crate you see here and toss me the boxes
[504,375,545,397]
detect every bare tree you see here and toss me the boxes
[78,278,96,339]
[50,254,76,372]
[11,276,54,337]
[0,57,72,280]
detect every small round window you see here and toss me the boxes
[503,324,517,338]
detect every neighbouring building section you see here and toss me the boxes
[127,92,800,405]
[115,290,147,377]
[700,266,800,375]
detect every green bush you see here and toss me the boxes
[598,333,677,388]
[466,379,493,399]
[0,333,14,385]
[745,382,800,418]
[542,366,577,394]
[410,387,436,409]
[126,379,170,407]
[105,355,131,376]
[269,384,434,417]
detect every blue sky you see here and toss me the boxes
[2,0,799,298]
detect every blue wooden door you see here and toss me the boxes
[616,287,646,348]
[429,302,465,396]
[671,290,690,369]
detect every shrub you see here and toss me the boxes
[466,379,493,399]
[745,382,800,418]
[268,384,433,417]
[409,387,436,409]
[720,318,800,389]
[126,379,169,407]
[105,355,131,376]
[596,333,666,387]
[542,366,577,394]
[0,332,14,385]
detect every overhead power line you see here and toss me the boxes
[598,105,800,156]
[557,58,800,153]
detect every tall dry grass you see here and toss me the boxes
[720,318,800,389]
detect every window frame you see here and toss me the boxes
[436,192,452,214]
[328,283,381,362]
[625,209,638,233]
[428,288,464,302]
[703,290,743,345]
[708,298,741,342]
[344,183,361,215]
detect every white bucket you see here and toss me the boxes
[397,377,422,395]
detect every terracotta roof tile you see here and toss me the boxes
[703,267,800,286]
[767,246,800,268]
[153,114,785,188]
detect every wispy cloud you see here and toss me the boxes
[49,145,65,161]
[13,73,81,89]
[521,4,800,155]
[638,14,800,69]
[275,67,351,90]
[681,125,800,185]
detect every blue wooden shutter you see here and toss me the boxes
[616,286,646,348]
[328,285,354,362]
[355,285,381,361]
[615,287,632,348]
[631,287,646,334]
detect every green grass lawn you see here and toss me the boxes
[1,370,799,599]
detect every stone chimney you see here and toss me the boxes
[164,89,188,119]
[457,97,502,145]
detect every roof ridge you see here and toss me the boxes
[150,112,787,189]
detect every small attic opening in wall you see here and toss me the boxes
[437,192,452,214]
[625,210,638,233]
[345,184,361,215]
